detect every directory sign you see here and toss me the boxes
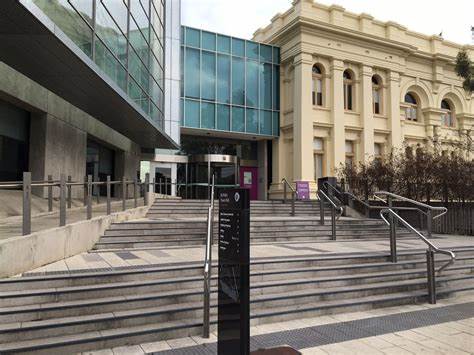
[218,188,250,355]
[296,181,310,200]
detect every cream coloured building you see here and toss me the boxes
[253,0,474,198]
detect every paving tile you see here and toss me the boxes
[140,340,172,352]
[166,337,198,349]
[381,346,414,354]
[82,350,114,355]
[359,336,394,350]
[112,345,144,355]
[417,338,471,355]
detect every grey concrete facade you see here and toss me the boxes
[0,61,142,197]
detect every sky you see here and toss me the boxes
[181,0,474,45]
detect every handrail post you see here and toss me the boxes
[96,179,100,204]
[59,174,66,226]
[122,177,126,211]
[159,178,162,194]
[22,172,31,236]
[331,205,336,240]
[144,173,150,206]
[283,182,287,203]
[388,196,397,263]
[426,249,436,304]
[291,190,295,216]
[67,176,72,209]
[319,193,325,225]
[133,178,138,208]
[47,174,53,212]
[87,175,92,220]
[106,176,111,215]
[427,209,433,239]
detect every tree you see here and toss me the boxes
[455,50,474,93]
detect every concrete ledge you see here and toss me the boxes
[0,205,150,278]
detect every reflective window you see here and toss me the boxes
[441,99,455,127]
[272,112,279,136]
[186,27,200,47]
[260,110,272,135]
[260,63,272,110]
[201,52,216,101]
[246,41,259,60]
[217,55,230,104]
[217,35,231,54]
[261,45,273,63]
[312,64,323,106]
[246,108,258,133]
[202,31,216,51]
[404,93,418,122]
[232,38,245,57]
[232,57,245,105]
[372,76,382,114]
[343,70,354,111]
[231,107,245,132]
[185,100,200,128]
[96,3,127,65]
[246,60,259,108]
[217,104,230,131]
[185,47,200,99]
[201,102,215,129]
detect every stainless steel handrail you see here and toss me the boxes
[203,175,215,338]
[317,189,343,240]
[379,207,456,304]
[281,178,298,216]
[318,189,343,216]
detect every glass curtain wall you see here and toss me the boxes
[181,26,280,137]
[30,0,165,129]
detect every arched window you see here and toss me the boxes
[343,70,353,111]
[372,76,382,114]
[404,93,418,121]
[312,64,323,106]
[441,99,455,127]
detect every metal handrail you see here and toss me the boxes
[318,189,343,216]
[281,178,298,216]
[203,175,215,338]
[379,208,456,304]
[317,189,343,240]
[281,178,297,194]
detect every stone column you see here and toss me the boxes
[388,71,403,149]
[330,59,345,174]
[360,65,375,160]
[292,52,314,182]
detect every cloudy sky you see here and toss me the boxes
[181,0,474,45]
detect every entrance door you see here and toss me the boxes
[240,167,258,200]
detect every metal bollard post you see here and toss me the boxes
[122,177,126,211]
[152,177,156,194]
[144,173,150,206]
[87,175,92,220]
[47,174,53,212]
[388,196,397,263]
[134,178,138,208]
[426,249,436,304]
[427,209,433,239]
[96,179,100,204]
[331,206,336,240]
[106,176,111,215]
[22,172,31,236]
[67,176,72,209]
[59,174,66,226]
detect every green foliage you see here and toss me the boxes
[455,50,474,93]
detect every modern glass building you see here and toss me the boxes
[180,26,280,137]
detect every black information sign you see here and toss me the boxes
[218,188,250,355]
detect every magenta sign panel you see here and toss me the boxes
[296,181,310,200]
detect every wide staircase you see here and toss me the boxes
[0,196,473,353]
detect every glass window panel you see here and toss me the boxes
[272,112,279,136]
[180,99,184,125]
[315,155,323,180]
[201,102,215,129]
[185,100,200,128]
[217,35,231,54]
[150,29,164,65]
[129,46,150,94]
[180,47,185,97]
[150,77,162,107]
[246,60,259,108]
[273,47,280,64]
[139,0,150,17]
[261,45,273,62]
[94,39,127,91]
[150,102,162,124]
[150,53,163,86]
[232,38,245,57]
[231,106,244,132]
[69,0,93,24]
[202,31,216,51]
[273,65,280,110]
[217,54,230,104]
[246,108,258,133]
[313,138,324,151]
[130,0,150,43]
[260,110,272,135]
[95,3,127,64]
[185,47,200,99]
[246,41,259,60]
[180,25,185,45]
[260,63,272,109]
[201,51,216,101]
[129,29,150,68]
[185,27,200,47]
[217,104,230,131]
[128,77,149,114]
[232,57,244,105]
[33,0,93,57]
[101,0,128,34]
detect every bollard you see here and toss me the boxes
[291,191,295,216]
[83,176,87,206]
[48,174,53,212]
[122,176,126,211]
[59,174,66,226]
[159,178,162,194]
[144,173,150,206]
[331,206,336,240]
[67,176,72,209]
[106,175,111,215]
[87,175,92,220]
[22,172,31,236]
[134,178,138,208]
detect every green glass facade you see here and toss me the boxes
[181,26,280,137]
[30,0,165,129]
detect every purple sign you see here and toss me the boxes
[296,181,310,200]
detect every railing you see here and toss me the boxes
[203,175,215,338]
[0,172,152,236]
[281,178,298,216]
[379,208,456,304]
[317,189,343,240]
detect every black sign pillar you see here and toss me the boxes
[218,188,250,355]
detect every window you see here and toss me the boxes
[343,70,353,111]
[404,93,418,122]
[312,65,323,106]
[441,99,455,127]
[313,138,324,180]
[345,140,355,167]
[372,76,382,114]
[374,143,383,159]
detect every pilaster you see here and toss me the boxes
[330,58,345,173]
[387,71,403,149]
[360,65,374,160]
